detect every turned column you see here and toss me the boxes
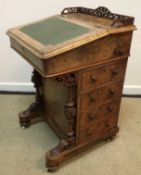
[64,86,76,146]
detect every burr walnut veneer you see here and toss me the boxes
[7,6,136,172]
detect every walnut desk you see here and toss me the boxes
[7,6,136,172]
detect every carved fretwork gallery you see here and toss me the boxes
[61,6,134,26]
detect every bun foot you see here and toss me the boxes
[20,122,31,129]
[19,111,31,128]
[47,166,59,172]
[104,126,119,142]
[46,140,69,172]
[105,136,115,142]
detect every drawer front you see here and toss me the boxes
[10,38,44,74]
[80,81,123,111]
[78,120,106,144]
[78,116,118,144]
[79,100,120,129]
[81,60,127,91]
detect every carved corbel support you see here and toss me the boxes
[19,69,44,128]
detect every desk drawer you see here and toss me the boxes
[81,60,127,91]
[78,114,118,144]
[79,100,120,129]
[10,38,44,74]
[80,81,123,111]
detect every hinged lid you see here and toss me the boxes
[7,6,136,59]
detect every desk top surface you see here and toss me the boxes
[21,17,90,46]
[7,6,135,59]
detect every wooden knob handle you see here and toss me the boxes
[114,48,124,56]
[112,70,118,76]
[89,95,96,102]
[107,106,113,112]
[88,113,95,120]
[91,76,97,83]
[109,89,115,95]
[105,121,110,128]
[87,129,93,136]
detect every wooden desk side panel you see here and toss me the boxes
[42,78,69,138]
[45,32,133,76]
[9,38,46,75]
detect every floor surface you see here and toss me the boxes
[0,95,141,175]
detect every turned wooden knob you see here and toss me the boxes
[88,113,95,121]
[112,70,118,76]
[91,76,97,83]
[107,106,113,112]
[87,129,93,137]
[114,48,124,56]
[109,89,115,96]
[89,94,96,102]
[105,122,111,128]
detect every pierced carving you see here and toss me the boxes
[61,6,134,26]
[55,73,77,87]
[19,70,44,128]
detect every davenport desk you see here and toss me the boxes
[7,6,136,172]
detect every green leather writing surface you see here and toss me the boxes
[20,18,89,46]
